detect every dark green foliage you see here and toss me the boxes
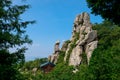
[17,20,120,80]
[81,52,87,64]
[74,32,80,42]
[86,21,120,80]
[40,21,120,80]
[73,64,88,80]
[0,0,34,80]
[19,58,48,80]
[0,50,25,80]
[56,51,65,64]
[19,21,120,80]
[65,40,71,44]
[40,63,74,80]
[21,58,48,71]
[63,40,71,49]
[86,0,120,25]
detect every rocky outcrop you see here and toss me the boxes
[48,12,98,66]
[61,40,70,52]
[69,46,83,66]
[85,41,98,63]
[48,41,60,64]
[65,12,98,66]
[64,43,71,62]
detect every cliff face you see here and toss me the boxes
[49,12,98,66]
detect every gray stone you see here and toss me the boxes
[48,41,60,64]
[50,53,59,64]
[64,43,71,62]
[85,41,98,64]
[69,46,83,66]
[54,40,60,52]
[66,12,98,66]
[85,30,97,43]
[48,12,98,67]
[61,41,68,51]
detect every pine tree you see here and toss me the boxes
[0,0,34,80]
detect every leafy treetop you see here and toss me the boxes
[86,0,120,25]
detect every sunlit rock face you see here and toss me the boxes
[48,12,98,66]
[48,41,60,64]
[64,12,98,66]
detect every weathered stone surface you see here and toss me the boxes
[83,12,90,26]
[64,43,71,62]
[50,53,59,64]
[65,12,98,66]
[85,30,97,43]
[79,30,97,46]
[85,41,98,64]
[84,25,92,33]
[49,12,98,67]
[48,41,60,64]
[54,40,60,52]
[69,46,83,66]
[61,41,69,51]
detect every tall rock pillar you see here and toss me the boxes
[63,12,98,66]
[48,41,60,64]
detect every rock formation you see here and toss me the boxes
[48,12,98,66]
[48,41,60,64]
[65,12,98,66]
[61,41,69,52]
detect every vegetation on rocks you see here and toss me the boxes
[20,21,120,80]
[19,21,120,80]
[66,32,80,64]
[1,0,120,80]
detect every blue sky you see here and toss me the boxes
[13,0,103,61]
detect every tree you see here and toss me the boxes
[0,0,34,80]
[86,0,120,25]
[86,21,120,80]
